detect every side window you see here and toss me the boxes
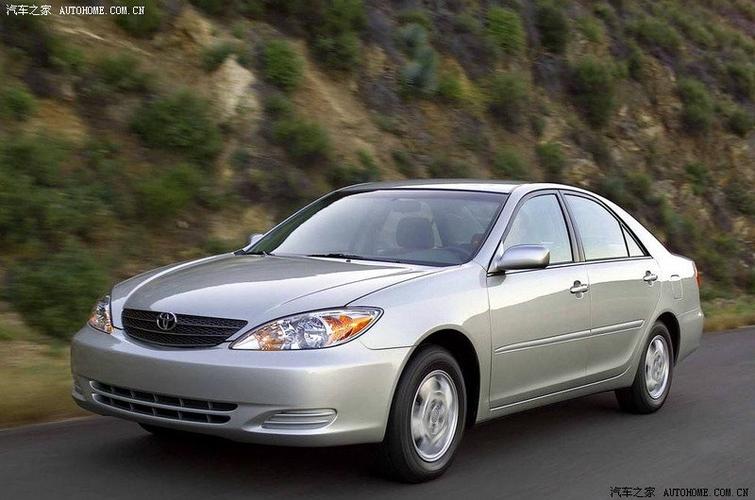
[623,227,645,257]
[503,194,572,264]
[565,195,628,260]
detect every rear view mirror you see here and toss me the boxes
[490,244,550,273]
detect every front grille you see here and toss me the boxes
[122,308,247,347]
[91,381,237,424]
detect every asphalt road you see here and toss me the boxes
[2,328,754,500]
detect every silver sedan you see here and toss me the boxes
[71,180,704,482]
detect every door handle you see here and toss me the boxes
[570,281,589,294]
[643,271,658,283]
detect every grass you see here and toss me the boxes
[0,314,85,428]
[703,296,755,332]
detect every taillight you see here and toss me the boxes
[693,263,701,288]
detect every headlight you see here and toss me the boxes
[88,295,113,334]
[231,308,382,351]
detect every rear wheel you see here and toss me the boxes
[615,322,674,414]
[380,345,467,483]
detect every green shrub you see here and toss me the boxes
[596,175,631,208]
[536,142,565,181]
[659,201,698,253]
[427,156,473,178]
[535,1,569,54]
[357,149,379,171]
[577,16,604,43]
[625,171,659,204]
[49,40,86,74]
[492,149,527,179]
[263,93,294,117]
[454,12,482,34]
[672,11,715,48]
[262,40,304,91]
[487,72,530,131]
[114,0,162,38]
[724,181,755,215]
[626,42,649,82]
[486,6,525,55]
[593,3,617,27]
[236,0,264,18]
[630,17,682,53]
[190,0,224,15]
[202,42,236,72]
[569,57,616,128]
[0,167,43,247]
[272,117,331,163]
[397,23,430,57]
[313,31,361,71]
[8,240,108,338]
[328,150,381,187]
[0,133,69,187]
[684,162,709,195]
[392,150,418,177]
[724,62,755,100]
[94,53,151,92]
[399,46,439,97]
[437,71,463,102]
[136,163,204,220]
[727,108,754,137]
[319,0,366,33]
[531,114,546,138]
[677,78,714,134]
[397,8,432,29]
[131,90,222,162]
[0,84,36,121]
[0,135,135,246]
[310,0,365,71]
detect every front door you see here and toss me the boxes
[488,193,591,409]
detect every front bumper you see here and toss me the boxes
[71,324,410,446]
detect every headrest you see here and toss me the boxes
[396,217,434,250]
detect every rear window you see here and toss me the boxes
[565,195,628,261]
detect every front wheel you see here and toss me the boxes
[615,322,674,414]
[380,345,467,483]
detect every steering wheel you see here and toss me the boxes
[441,245,471,260]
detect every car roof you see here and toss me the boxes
[339,179,525,194]
[339,179,592,195]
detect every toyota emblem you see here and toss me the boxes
[156,312,178,331]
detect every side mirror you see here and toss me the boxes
[248,233,264,247]
[490,244,550,273]
[238,233,265,254]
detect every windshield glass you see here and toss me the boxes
[251,189,507,266]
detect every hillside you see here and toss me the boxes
[1,0,754,347]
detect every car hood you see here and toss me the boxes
[112,254,436,330]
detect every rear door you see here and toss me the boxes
[488,192,591,409]
[563,193,661,382]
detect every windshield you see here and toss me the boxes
[250,189,507,266]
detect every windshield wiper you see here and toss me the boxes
[305,253,407,264]
[305,253,364,260]
[240,250,273,256]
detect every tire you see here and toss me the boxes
[615,322,674,414]
[380,345,467,483]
